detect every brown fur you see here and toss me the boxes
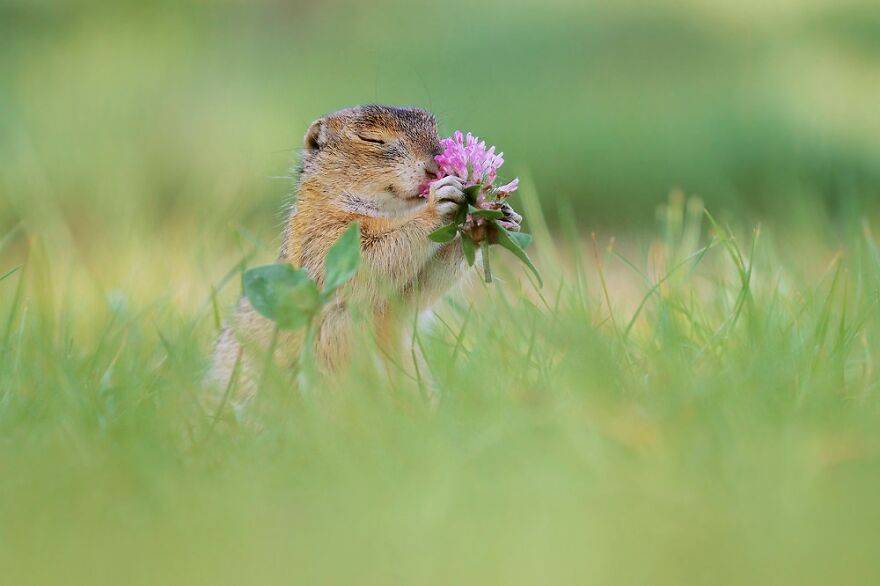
[208,105,469,400]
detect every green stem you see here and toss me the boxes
[481,240,493,283]
[298,316,318,393]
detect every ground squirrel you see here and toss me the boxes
[209,105,520,397]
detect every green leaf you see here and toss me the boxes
[324,222,362,293]
[507,231,533,249]
[461,233,476,266]
[243,264,321,330]
[454,202,469,225]
[428,223,459,243]
[463,184,482,205]
[467,205,504,220]
[495,225,543,287]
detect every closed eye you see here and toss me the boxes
[357,134,386,145]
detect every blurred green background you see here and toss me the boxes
[4,3,880,583]
[3,0,880,247]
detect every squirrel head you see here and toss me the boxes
[298,105,442,216]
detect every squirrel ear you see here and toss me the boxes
[304,118,328,152]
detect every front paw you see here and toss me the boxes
[428,176,466,223]
[495,201,522,233]
[469,201,522,244]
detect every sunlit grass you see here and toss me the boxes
[2,189,879,584]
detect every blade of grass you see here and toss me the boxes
[0,265,21,283]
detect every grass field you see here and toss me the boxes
[2,190,880,584]
[3,0,880,584]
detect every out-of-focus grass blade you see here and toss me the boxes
[622,240,720,338]
[0,223,23,255]
[210,285,222,332]
[234,223,271,252]
[517,173,553,255]
[2,263,26,349]
[0,265,22,283]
